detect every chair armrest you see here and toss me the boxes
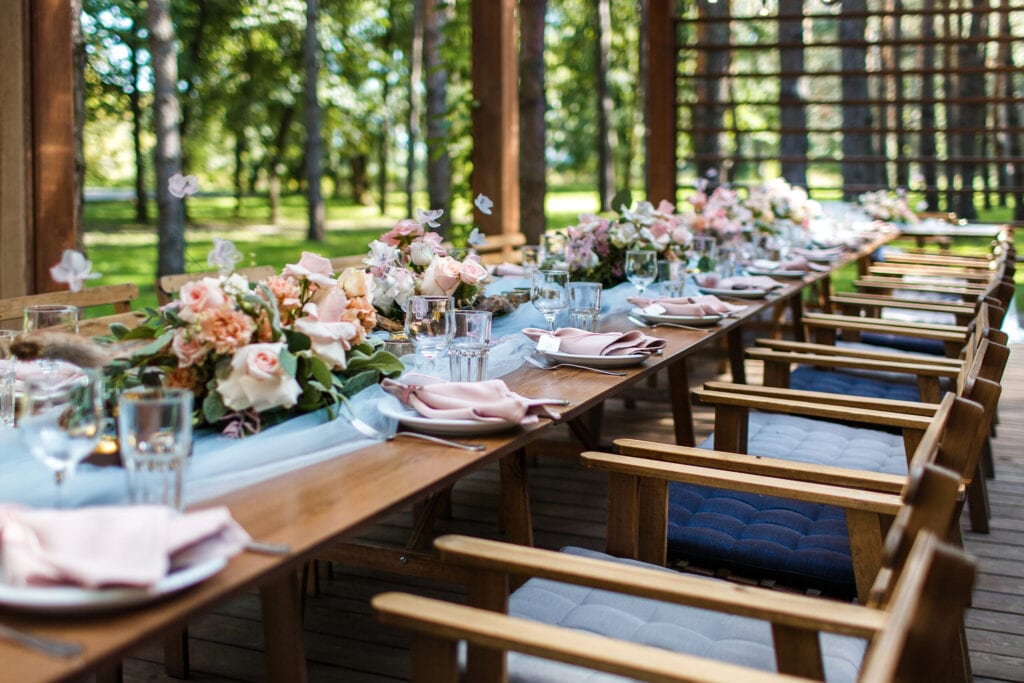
[752,338,963,367]
[613,438,907,494]
[701,382,941,416]
[854,278,985,296]
[373,592,820,683]
[745,349,961,379]
[432,535,888,638]
[803,312,969,335]
[830,293,976,315]
[802,315,967,344]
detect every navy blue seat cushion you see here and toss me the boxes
[667,482,855,597]
[789,366,924,402]
[857,332,947,355]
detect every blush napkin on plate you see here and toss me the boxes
[382,374,565,425]
[697,275,783,291]
[0,505,250,589]
[752,257,829,273]
[521,328,667,357]
[627,295,744,317]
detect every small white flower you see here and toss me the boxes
[207,237,242,275]
[168,173,200,198]
[364,240,399,271]
[49,249,101,293]
[474,193,494,216]
[467,228,486,246]
[415,208,445,228]
[916,200,929,212]
[220,272,250,297]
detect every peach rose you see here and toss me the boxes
[459,258,489,285]
[342,296,377,339]
[196,308,256,354]
[264,275,302,318]
[178,278,227,322]
[217,342,302,412]
[165,366,200,390]
[337,268,369,298]
[172,330,209,368]
[419,256,461,296]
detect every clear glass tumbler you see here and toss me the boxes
[118,387,194,510]
[449,310,492,382]
[568,282,602,332]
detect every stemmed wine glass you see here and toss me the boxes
[20,366,103,507]
[404,295,455,376]
[531,270,569,332]
[624,250,658,298]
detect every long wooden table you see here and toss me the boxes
[0,231,895,683]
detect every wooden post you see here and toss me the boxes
[471,0,519,236]
[30,0,77,293]
[645,0,677,204]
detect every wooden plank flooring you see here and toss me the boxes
[123,345,1024,682]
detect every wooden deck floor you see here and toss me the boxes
[123,345,1024,682]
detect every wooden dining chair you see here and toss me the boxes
[374,528,974,682]
[472,232,526,265]
[155,265,277,304]
[0,283,139,330]
[329,254,367,271]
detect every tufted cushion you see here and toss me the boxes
[660,413,908,595]
[789,366,925,402]
[856,332,947,355]
[503,546,866,683]
[880,306,957,326]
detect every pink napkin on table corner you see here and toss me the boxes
[492,263,526,277]
[521,327,666,357]
[0,504,250,589]
[381,374,562,425]
[627,295,743,316]
[699,274,783,291]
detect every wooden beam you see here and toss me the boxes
[30,0,77,293]
[471,0,519,236]
[645,0,677,204]
[0,0,33,298]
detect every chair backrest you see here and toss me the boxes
[858,533,976,683]
[329,254,367,271]
[0,284,140,330]
[474,232,527,265]
[156,265,276,304]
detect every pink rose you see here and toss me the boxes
[459,258,489,285]
[656,199,676,216]
[216,342,302,412]
[283,252,336,288]
[178,278,227,322]
[419,256,462,296]
[381,219,424,246]
[293,318,359,370]
[305,287,349,323]
[171,330,209,368]
[648,220,671,239]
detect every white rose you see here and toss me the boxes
[293,318,359,370]
[409,240,436,267]
[217,343,301,412]
[219,272,250,297]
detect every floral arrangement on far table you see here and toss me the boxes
[683,180,751,245]
[742,177,821,233]
[858,188,920,224]
[114,247,403,436]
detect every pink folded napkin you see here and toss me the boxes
[382,374,562,424]
[696,275,782,291]
[492,263,526,277]
[521,327,667,356]
[627,295,744,316]
[752,257,829,273]
[0,505,250,589]
[14,360,84,393]
[793,246,844,261]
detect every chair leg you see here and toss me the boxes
[966,467,991,534]
[163,628,189,679]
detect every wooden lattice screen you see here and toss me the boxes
[667,0,1024,221]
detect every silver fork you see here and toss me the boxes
[627,315,716,332]
[346,406,486,452]
[522,355,628,376]
[0,622,82,658]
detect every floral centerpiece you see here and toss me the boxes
[858,188,920,224]
[113,246,403,436]
[683,180,751,245]
[364,199,492,328]
[742,178,821,233]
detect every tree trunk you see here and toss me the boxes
[406,0,425,218]
[179,0,209,157]
[778,0,807,188]
[71,0,85,246]
[941,2,958,211]
[423,0,451,234]
[693,0,729,186]
[594,0,616,210]
[840,0,875,198]
[148,0,185,277]
[304,0,325,241]
[519,0,547,243]
[378,0,395,217]
[919,0,939,210]
[128,18,148,224]
[955,0,988,220]
[234,134,246,217]
[892,0,909,189]
[351,154,370,205]
[637,0,649,190]
[268,105,295,225]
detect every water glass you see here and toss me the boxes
[23,304,79,334]
[449,310,492,382]
[0,331,15,428]
[542,233,567,267]
[119,388,194,510]
[20,367,103,507]
[691,236,717,273]
[531,270,570,332]
[657,261,687,298]
[624,250,658,297]
[716,246,738,279]
[404,295,455,375]
[521,245,544,274]
[568,282,602,332]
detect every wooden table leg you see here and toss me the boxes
[260,570,308,683]
[726,326,747,384]
[667,359,696,447]
[499,449,534,547]
[790,294,805,343]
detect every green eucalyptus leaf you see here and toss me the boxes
[611,188,633,212]
[307,356,334,387]
[279,348,298,377]
[338,369,379,397]
[284,329,312,353]
[346,349,404,377]
[203,391,228,424]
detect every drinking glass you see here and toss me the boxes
[119,388,194,510]
[23,304,79,334]
[0,331,15,428]
[568,282,602,332]
[624,250,658,298]
[404,295,455,375]
[20,367,103,507]
[542,233,567,267]
[449,310,492,382]
[521,245,544,274]
[716,246,738,279]
[531,270,570,332]
[657,260,687,298]
[690,236,717,273]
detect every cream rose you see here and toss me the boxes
[337,268,369,298]
[293,318,359,370]
[217,343,301,412]
[409,240,436,267]
[459,258,488,285]
[419,256,462,296]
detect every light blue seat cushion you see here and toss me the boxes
[789,366,924,402]
[502,546,866,683]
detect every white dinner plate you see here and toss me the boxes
[378,400,520,436]
[746,268,807,278]
[630,308,723,326]
[0,558,226,614]
[542,350,648,368]
[698,287,768,299]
